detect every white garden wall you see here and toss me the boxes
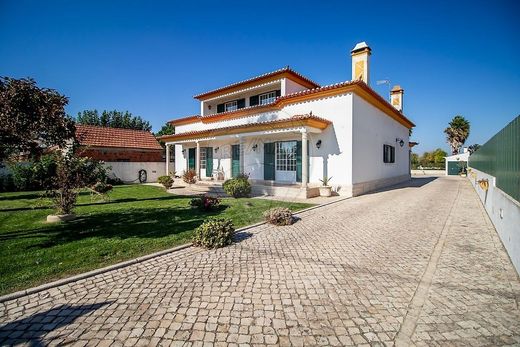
[468,168,520,275]
[105,162,165,183]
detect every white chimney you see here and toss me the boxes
[390,85,404,112]
[351,42,371,84]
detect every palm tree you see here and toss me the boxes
[444,115,470,154]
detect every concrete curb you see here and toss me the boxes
[0,196,349,304]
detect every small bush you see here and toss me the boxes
[263,207,294,226]
[192,218,235,249]
[158,175,174,189]
[223,175,251,198]
[107,176,124,186]
[183,169,197,184]
[190,195,220,211]
[0,174,15,192]
[91,182,113,194]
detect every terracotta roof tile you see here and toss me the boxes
[159,114,331,142]
[193,66,320,99]
[76,125,163,150]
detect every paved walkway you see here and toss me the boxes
[1,176,519,346]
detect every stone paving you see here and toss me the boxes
[1,176,519,346]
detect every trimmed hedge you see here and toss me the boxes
[192,218,235,249]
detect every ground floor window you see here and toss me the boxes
[200,147,207,169]
[383,144,395,163]
[276,141,297,171]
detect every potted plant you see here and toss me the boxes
[319,176,333,197]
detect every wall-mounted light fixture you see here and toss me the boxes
[396,138,404,147]
[252,144,258,151]
[214,147,219,153]
[208,105,212,110]
[181,149,186,155]
[316,140,322,149]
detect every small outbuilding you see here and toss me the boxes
[445,148,469,175]
[75,125,165,183]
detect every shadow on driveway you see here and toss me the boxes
[0,302,110,346]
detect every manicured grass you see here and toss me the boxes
[0,185,312,295]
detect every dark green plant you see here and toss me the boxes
[222,175,251,198]
[157,175,174,189]
[192,218,235,249]
[0,77,75,161]
[190,195,220,211]
[76,109,151,131]
[263,207,294,226]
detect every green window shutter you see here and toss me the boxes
[231,145,240,177]
[264,143,275,180]
[206,147,213,177]
[237,98,245,109]
[217,103,224,113]
[188,148,196,170]
[250,95,259,106]
[296,141,302,182]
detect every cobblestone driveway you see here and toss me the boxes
[1,177,519,346]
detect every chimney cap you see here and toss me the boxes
[391,85,404,93]
[351,41,371,54]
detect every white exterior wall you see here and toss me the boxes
[351,94,410,194]
[284,78,310,95]
[445,151,470,175]
[282,93,353,195]
[468,168,520,275]
[105,162,165,183]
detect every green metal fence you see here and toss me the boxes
[469,115,520,202]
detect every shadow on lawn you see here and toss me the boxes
[0,194,189,213]
[0,302,110,346]
[0,203,231,250]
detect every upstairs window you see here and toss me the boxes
[383,144,395,163]
[259,91,276,105]
[224,100,237,112]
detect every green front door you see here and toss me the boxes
[188,148,195,170]
[205,147,213,177]
[231,144,240,177]
[447,161,461,175]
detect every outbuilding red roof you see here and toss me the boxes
[76,125,163,150]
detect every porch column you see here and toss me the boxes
[195,141,200,178]
[301,131,308,188]
[239,136,245,175]
[165,144,170,176]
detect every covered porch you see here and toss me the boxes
[162,115,331,196]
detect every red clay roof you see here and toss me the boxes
[159,114,331,142]
[193,66,320,100]
[76,125,163,150]
[169,80,415,129]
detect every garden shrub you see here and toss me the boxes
[0,173,15,192]
[263,207,294,226]
[107,176,124,185]
[91,181,113,194]
[222,174,251,198]
[182,169,197,184]
[192,218,235,249]
[190,195,220,211]
[158,175,174,189]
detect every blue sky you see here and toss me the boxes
[1,0,518,154]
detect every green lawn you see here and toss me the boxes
[0,185,312,295]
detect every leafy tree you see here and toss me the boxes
[468,143,481,154]
[411,153,419,168]
[0,77,75,161]
[76,109,152,131]
[155,123,175,137]
[414,148,447,169]
[444,115,470,155]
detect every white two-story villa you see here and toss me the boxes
[160,42,415,198]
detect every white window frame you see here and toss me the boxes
[275,141,297,172]
[200,148,207,170]
[259,91,276,105]
[225,100,238,112]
